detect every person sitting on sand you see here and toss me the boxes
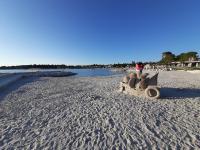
[123,62,144,89]
[135,62,144,79]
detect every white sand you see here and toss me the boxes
[0,71,200,149]
[187,70,200,74]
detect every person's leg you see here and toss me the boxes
[129,72,137,79]
[136,70,142,79]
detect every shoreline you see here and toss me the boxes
[0,71,76,90]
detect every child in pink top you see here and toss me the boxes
[135,62,144,79]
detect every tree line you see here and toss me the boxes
[0,64,107,69]
[160,51,199,64]
[0,63,151,69]
[0,51,198,69]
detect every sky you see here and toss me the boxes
[0,0,200,66]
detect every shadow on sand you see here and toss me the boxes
[160,87,200,99]
[0,76,39,101]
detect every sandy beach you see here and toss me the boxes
[0,71,200,149]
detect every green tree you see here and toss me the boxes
[160,51,175,64]
[176,51,198,62]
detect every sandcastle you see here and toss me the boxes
[119,72,160,99]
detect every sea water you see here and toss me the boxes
[0,68,124,77]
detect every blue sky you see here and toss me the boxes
[0,0,200,66]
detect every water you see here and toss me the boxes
[67,68,124,77]
[0,68,124,77]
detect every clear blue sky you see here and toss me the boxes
[0,0,200,66]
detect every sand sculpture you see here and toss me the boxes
[120,72,160,99]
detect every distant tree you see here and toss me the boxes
[112,62,131,68]
[160,51,175,64]
[176,51,198,62]
[131,61,136,66]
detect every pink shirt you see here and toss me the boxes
[136,64,144,71]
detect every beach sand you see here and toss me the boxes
[0,71,200,149]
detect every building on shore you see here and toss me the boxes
[170,60,200,68]
[144,59,200,71]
